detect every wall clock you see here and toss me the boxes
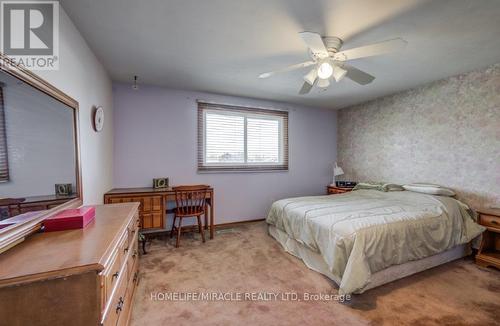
[93,106,104,132]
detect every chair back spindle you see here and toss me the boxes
[173,185,209,216]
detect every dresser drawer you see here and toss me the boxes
[118,258,140,326]
[102,264,128,326]
[102,230,128,303]
[127,214,140,244]
[127,236,139,280]
[119,229,132,263]
[480,214,500,230]
[102,250,121,301]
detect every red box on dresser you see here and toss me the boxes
[43,206,96,232]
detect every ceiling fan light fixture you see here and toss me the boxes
[303,68,318,85]
[317,78,330,88]
[332,65,347,82]
[317,62,333,79]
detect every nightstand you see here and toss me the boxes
[475,208,500,269]
[327,185,354,195]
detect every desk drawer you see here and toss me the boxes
[106,195,164,229]
[142,196,162,211]
[141,211,163,229]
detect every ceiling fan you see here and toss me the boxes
[258,32,407,94]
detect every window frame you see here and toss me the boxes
[197,101,288,172]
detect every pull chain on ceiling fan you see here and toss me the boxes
[258,32,407,95]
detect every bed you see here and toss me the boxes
[266,189,485,295]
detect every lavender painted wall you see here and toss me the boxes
[113,83,337,224]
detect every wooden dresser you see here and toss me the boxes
[0,203,140,326]
[476,208,500,269]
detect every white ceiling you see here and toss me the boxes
[60,0,500,109]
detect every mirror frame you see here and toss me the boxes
[0,53,82,253]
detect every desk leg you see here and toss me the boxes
[204,203,209,231]
[210,194,214,239]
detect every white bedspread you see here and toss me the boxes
[266,190,484,294]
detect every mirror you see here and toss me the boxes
[0,57,81,246]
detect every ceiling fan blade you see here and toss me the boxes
[334,38,407,61]
[317,78,330,88]
[342,64,375,85]
[299,32,329,59]
[258,61,315,78]
[299,81,313,95]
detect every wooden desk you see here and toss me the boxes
[104,187,215,239]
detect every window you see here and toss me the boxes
[0,86,8,182]
[198,101,288,172]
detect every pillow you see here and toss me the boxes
[402,184,456,196]
[384,183,405,192]
[353,182,404,192]
[407,183,443,188]
[353,182,387,192]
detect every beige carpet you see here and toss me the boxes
[131,222,500,326]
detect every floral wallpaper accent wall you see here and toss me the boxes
[338,63,500,209]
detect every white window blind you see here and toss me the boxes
[198,102,288,172]
[0,86,8,182]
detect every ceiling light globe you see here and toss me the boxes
[317,62,333,79]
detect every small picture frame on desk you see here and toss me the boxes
[153,178,169,189]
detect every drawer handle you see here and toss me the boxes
[116,297,124,313]
[491,220,498,225]
[124,247,129,253]
[133,271,138,283]
[112,271,119,279]
[132,250,138,259]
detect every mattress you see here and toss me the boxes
[266,189,484,294]
[269,224,470,293]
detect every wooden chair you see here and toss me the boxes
[170,185,208,247]
[0,198,25,220]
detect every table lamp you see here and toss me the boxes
[333,162,344,186]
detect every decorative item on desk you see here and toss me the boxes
[153,177,169,189]
[55,183,72,196]
[336,181,357,187]
[332,162,344,185]
[43,206,96,232]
